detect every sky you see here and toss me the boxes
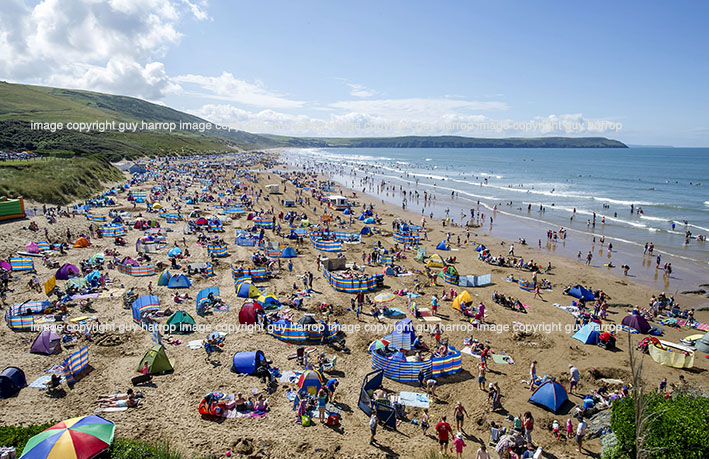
[1,0,708,145]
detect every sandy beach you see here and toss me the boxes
[1,150,707,459]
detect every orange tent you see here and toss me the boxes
[73,237,90,248]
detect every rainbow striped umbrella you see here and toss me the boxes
[374,292,395,303]
[21,415,115,459]
[368,339,391,352]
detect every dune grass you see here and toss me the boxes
[0,155,124,204]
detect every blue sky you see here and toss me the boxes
[2,0,708,145]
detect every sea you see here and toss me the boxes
[282,147,709,294]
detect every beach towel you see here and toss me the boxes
[461,347,481,358]
[214,304,230,312]
[188,340,203,350]
[398,391,430,408]
[45,364,65,374]
[279,371,300,384]
[492,354,515,365]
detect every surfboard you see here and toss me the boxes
[16,251,43,257]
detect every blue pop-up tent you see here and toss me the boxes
[568,285,594,301]
[529,380,568,413]
[168,274,191,289]
[436,240,449,251]
[232,351,267,375]
[572,323,600,345]
[0,367,27,399]
[360,226,372,236]
[358,369,397,428]
[280,247,297,258]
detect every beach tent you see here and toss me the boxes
[360,226,372,236]
[297,370,323,395]
[452,291,473,311]
[55,264,80,280]
[436,240,450,251]
[383,318,416,350]
[30,329,62,355]
[232,351,267,375]
[158,269,172,286]
[165,311,196,334]
[168,247,182,258]
[416,247,427,262]
[458,274,492,287]
[648,340,695,369]
[167,274,191,289]
[137,344,174,375]
[73,237,90,248]
[475,244,486,252]
[572,323,601,345]
[25,242,39,254]
[236,280,261,298]
[0,366,26,399]
[120,257,139,267]
[529,380,568,413]
[568,285,595,302]
[695,332,709,353]
[382,266,396,276]
[426,254,444,268]
[364,217,375,224]
[238,302,263,325]
[280,247,297,258]
[621,314,651,334]
[255,293,280,309]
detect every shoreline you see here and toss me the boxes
[280,148,709,304]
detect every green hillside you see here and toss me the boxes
[0,81,275,157]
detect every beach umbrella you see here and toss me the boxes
[368,339,390,352]
[374,292,395,303]
[20,415,115,459]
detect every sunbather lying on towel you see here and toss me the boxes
[98,394,139,408]
[97,389,141,401]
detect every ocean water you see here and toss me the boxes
[283,147,709,291]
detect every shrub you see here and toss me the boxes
[0,422,56,453]
[610,392,709,459]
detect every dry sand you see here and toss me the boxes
[0,152,707,459]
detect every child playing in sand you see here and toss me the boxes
[566,419,574,439]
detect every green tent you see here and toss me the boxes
[416,246,427,262]
[157,269,172,286]
[137,344,174,375]
[165,310,196,334]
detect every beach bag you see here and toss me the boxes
[301,415,311,427]
[326,414,340,427]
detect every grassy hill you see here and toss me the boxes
[0,81,277,158]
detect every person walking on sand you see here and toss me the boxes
[453,401,468,432]
[421,408,430,436]
[436,415,453,455]
[529,360,537,391]
[533,285,544,301]
[452,432,466,459]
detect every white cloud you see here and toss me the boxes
[347,83,376,98]
[329,98,508,121]
[189,102,622,138]
[174,72,305,109]
[0,0,207,100]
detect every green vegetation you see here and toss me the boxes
[0,422,56,453]
[0,423,189,459]
[605,392,709,459]
[0,154,125,204]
